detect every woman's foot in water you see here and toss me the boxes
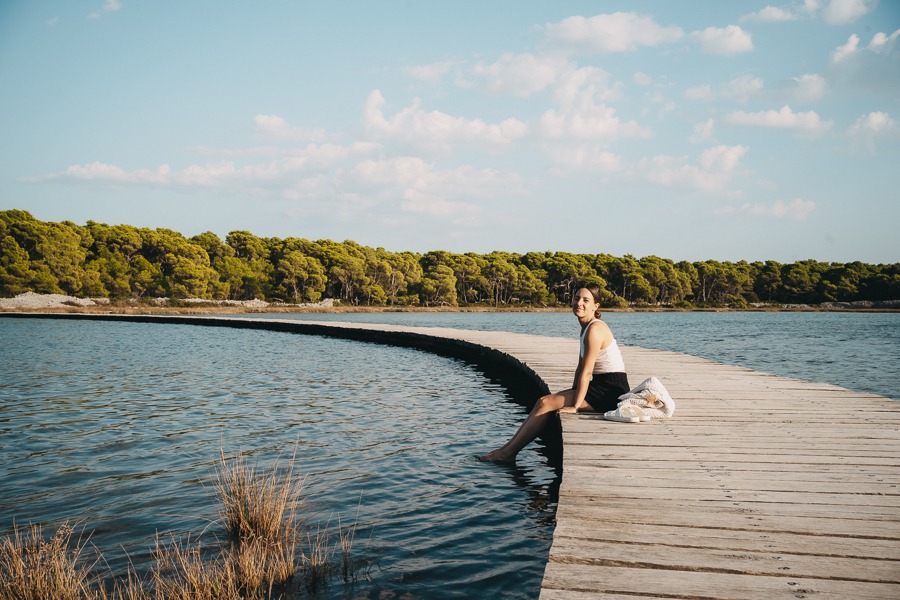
[477,449,516,463]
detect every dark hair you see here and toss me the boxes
[574,283,603,319]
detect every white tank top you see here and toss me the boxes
[580,320,626,374]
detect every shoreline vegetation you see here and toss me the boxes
[1,210,897,311]
[0,449,367,600]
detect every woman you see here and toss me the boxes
[478,284,629,463]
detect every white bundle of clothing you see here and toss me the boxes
[606,376,675,422]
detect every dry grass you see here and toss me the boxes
[213,449,302,548]
[1,449,365,599]
[0,522,100,600]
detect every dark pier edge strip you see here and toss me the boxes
[3,312,557,442]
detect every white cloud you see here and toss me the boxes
[363,90,527,151]
[802,0,823,15]
[829,30,900,95]
[403,60,460,83]
[831,29,899,63]
[88,0,121,19]
[461,54,626,115]
[61,161,164,184]
[691,25,754,56]
[539,102,651,142]
[847,111,897,152]
[725,105,832,132]
[788,73,827,103]
[544,145,622,174]
[633,72,654,86]
[543,12,683,54]
[831,34,861,63]
[718,198,816,220]
[39,142,526,228]
[822,0,875,24]
[684,76,763,104]
[552,65,622,106]
[741,6,798,22]
[802,0,823,13]
[869,29,900,53]
[401,195,482,220]
[41,136,383,189]
[351,157,521,221]
[289,142,382,167]
[642,145,748,192]
[254,115,328,143]
[54,160,256,187]
[684,84,714,101]
[740,0,873,24]
[721,75,765,103]
[699,144,747,173]
[454,55,645,150]
[849,111,897,134]
[536,63,649,142]
[657,101,676,120]
[469,53,569,97]
[416,58,634,147]
[690,119,715,143]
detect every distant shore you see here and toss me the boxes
[1,292,897,314]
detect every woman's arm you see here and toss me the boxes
[572,355,584,389]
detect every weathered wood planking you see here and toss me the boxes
[544,337,900,599]
[5,313,898,598]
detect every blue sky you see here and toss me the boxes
[1,1,898,263]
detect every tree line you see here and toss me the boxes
[1,209,897,308]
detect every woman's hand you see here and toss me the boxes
[558,406,578,414]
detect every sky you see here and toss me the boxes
[1,1,898,264]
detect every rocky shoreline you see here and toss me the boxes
[0,292,333,311]
[0,292,897,313]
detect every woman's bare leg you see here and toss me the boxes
[479,389,581,463]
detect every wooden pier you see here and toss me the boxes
[543,344,900,600]
[4,313,899,598]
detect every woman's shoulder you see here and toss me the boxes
[587,319,612,340]
[592,318,611,330]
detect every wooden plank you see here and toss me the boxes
[560,466,900,486]
[549,521,900,560]
[558,470,900,493]
[540,564,900,600]
[555,500,900,537]
[564,447,900,467]
[547,536,900,583]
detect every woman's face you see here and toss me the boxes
[572,288,598,319]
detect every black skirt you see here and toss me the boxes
[584,372,630,412]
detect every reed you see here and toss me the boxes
[213,448,303,548]
[0,448,364,599]
[0,522,99,600]
[338,515,356,582]
[147,536,242,600]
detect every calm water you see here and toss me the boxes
[1,312,897,599]
[0,318,558,599]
